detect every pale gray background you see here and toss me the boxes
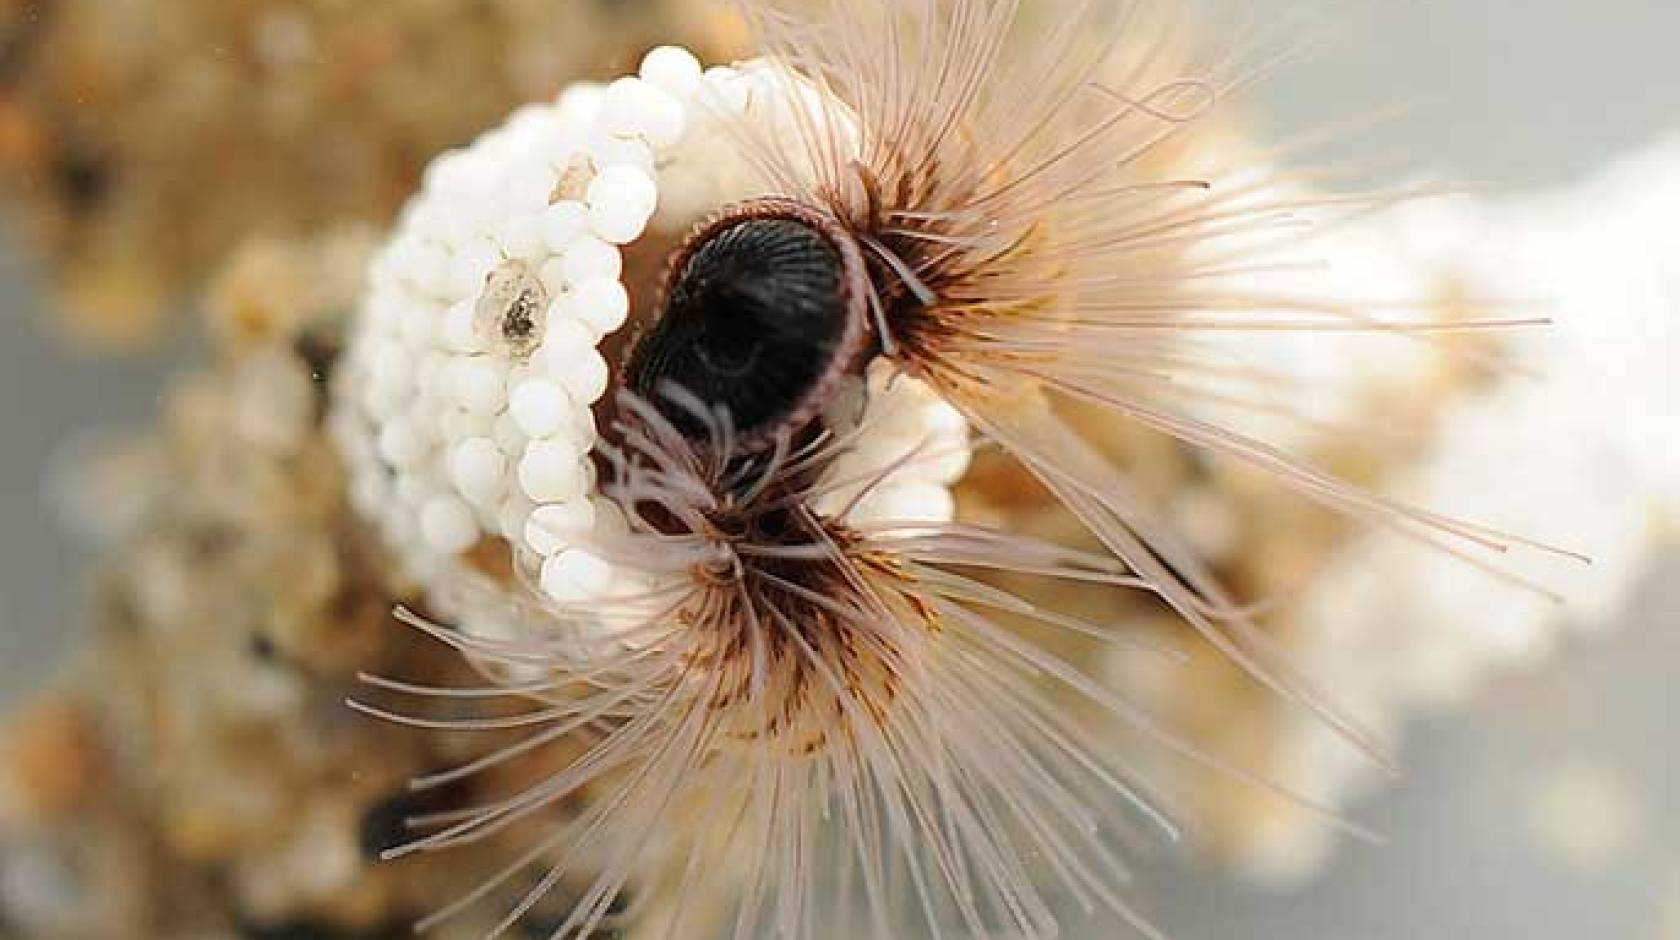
[0,2,1675,938]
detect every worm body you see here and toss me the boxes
[333,2,1575,936]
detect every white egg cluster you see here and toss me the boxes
[333,47,972,614]
[1157,136,1680,888]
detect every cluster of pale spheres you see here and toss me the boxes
[333,46,970,615]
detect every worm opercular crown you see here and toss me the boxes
[625,202,872,446]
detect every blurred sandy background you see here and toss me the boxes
[0,1,1674,938]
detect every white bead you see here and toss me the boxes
[654,163,712,225]
[450,437,507,505]
[367,339,413,388]
[415,352,450,400]
[397,300,435,348]
[540,548,615,603]
[360,373,409,420]
[418,147,459,192]
[589,200,652,245]
[472,495,503,534]
[556,82,605,124]
[498,210,546,259]
[541,201,589,253]
[397,201,438,244]
[640,46,704,97]
[643,95,687,150]
[537,257,570,298]
[384,505,420,550]
[497,494,535,541]
[852,482,957,525]
[394,240,447,290]
[420,494,480,555]
[365,290,404,329]
[577,451,599,492]
[618,565,666,596]
[395,473,434,509]
[595,165,658,215]
[505,103,556,139]
[532,324,603,410]
[561,237,622,285]
[571,406,598,449]
[591,496,630,537]
[587,166,659,244]
[438,407,493,442]
[536,316,596,366]
[508,378,574,439]
[565,277,630,335]
[700,66,752,114]
[602,78,687,150]
[449,357,507,415]
[922,438,973,484]
[518,439,585,502]
[584,131,655,173]
[925,400,968,436]
[425,148,485,196]
[417,251,456,299]
[499,164,555,214]
[492,412,528,456]
[448,239,500,300]
[531,124,585,167]
[524,500,597,556]
[377,418,430,468]
[439,300,483,353]
[553,348,609,404]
